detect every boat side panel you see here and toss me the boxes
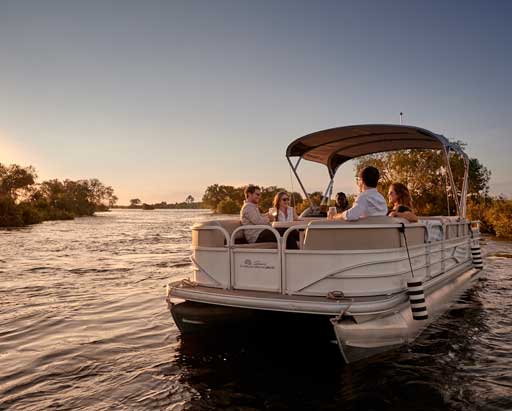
[232,249,281,292]
[193,248,230,288]
[283,246,428,296]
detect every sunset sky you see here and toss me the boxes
[1,1,511,204]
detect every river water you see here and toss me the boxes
[0,209,510,410]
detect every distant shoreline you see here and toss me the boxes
[109,207,210,211]
[112,202,204,210]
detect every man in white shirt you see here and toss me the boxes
[336,166,388,221]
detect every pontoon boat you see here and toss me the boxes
[166,124,484,363]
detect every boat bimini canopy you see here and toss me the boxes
[286,124,470,217]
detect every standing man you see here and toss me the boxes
[240,185,276,243]
[336,166,387,221]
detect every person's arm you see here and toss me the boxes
[246,206,270,225]
[389,205,418,222]
[393,210,418,222]
[338,194,367,221]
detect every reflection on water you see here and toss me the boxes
[0,210,511,410]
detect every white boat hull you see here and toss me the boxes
[168,265,482,362]
[334,266,481,363]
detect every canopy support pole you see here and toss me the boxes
[287,156,312,206]
[460,155,469,217]
[443,146,462,217]
[320,178,334,208]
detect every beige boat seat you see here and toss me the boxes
[192,220,278,248]
[192,219,242,247]
[303,216,426,250]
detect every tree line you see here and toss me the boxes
[4,147,510,240]
[202,184,307,214]
[0,163,117,227]
[113,195,204,210]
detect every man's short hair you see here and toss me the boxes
[359,166,380,188]
[244,184,260,198]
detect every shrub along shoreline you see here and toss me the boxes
[0,163,117,227]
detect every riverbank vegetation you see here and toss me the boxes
[0,163,117,227]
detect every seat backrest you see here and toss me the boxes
[303,217,425,250]
[192,219,242,247]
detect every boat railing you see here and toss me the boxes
[191,220,474,295]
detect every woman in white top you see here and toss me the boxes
[272,191,300,222]
[271,191,300,249]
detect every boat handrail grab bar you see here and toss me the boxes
[191,225,231,247]
[230,225,283,250]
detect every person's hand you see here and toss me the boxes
[389,211,398,217]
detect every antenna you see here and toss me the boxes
[400,112,403,125]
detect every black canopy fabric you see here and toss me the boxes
[286,124,450,177]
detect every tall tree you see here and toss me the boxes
[354,144,490,215]
[130,198,141,207]
[202,184,244,211]
[0,164,37,200]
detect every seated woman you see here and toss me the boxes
[387,183,418,222]
[272,191,300,222]
[271,191,300,249]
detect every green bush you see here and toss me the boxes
[467,199,493,234]
[486,198,512,240]
[0,197,24,227]
[18,202,43,225]
[216,198,241,214]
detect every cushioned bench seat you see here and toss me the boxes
[192,219,278,248]
[192,219,241,247]
[303,216,426,250]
